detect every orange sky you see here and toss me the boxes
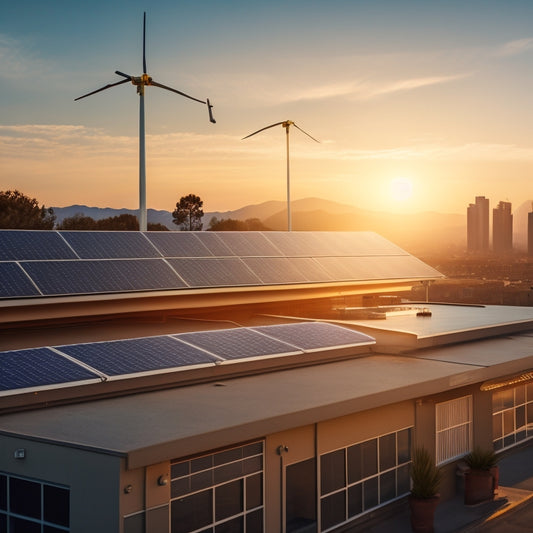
[2,1,533,215]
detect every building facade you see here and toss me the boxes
[467,196,490,252]
[493,200,513,253]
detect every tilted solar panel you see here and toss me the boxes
[146,232,212,258]
[251,322,375,351]
[262,232,325,256]
[21,259,186,296]
[0,263,41,298]
[214,232,283,257]
[0,230,77,261]
[167,258,262,287]
[0,348,100,391]
[241,257,309,284]
[176,328,302,360]
[193,233,235,256]
[60,231,161,259]
[56,336,219,376]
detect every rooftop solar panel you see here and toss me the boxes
[214,232,283,257]
[56,336,219,376]
[176,328,302,360]
[241,257,309,284]
[60,231,161,259]
[146,232,213,257]
[286,257,334,283]
[0,263,41,298]
[251,322,375,351]
[0,347,100,391]
[0,231,77,261]
[262,232,325,256]
[21,259,186,296]
[167,258,262,287]
[193,233,235,256]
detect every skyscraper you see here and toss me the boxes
[527,210,533,257]
[467,196,489,252]
[493,201,513,253]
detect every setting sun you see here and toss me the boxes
[389,177,413,202]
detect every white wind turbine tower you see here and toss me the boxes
[243,121,319,231]
[75,12,216,231]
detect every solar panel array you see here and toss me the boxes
[0,230,441,299]
[0,323,375,395]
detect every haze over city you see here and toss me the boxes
[2,0,532,215]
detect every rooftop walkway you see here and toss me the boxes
[352,444,533,532]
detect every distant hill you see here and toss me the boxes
[52,198,466,254]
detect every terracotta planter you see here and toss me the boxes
[464,470,494,505]
[490,465,499,491]
[409,494,440,533]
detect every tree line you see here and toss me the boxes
[0,190,270,231]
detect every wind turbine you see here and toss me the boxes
[243,121,319,231]
[75,12,216,231]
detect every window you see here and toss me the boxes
[493,383,533,451]
[170,441,263,533]
[0,473,69,531]
[436,396,472,464]
[319,428,412,532]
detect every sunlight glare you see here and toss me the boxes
[389,177,413,202]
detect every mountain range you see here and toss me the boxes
[51,198,533,255]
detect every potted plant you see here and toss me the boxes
[463,446,499,505]
[409,447,442,533]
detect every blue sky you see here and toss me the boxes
[1,1,533,214]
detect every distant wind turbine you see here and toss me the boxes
[243,120,319,231]
[75,12,216,231]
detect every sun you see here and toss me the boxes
[389,177,413,202]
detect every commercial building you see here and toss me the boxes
[493,201,513,253]
[1,230,533,533]
[467,196,490,252]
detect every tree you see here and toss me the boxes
[208,217,271,231]
[0,190,56,229]
[56,214,98,230]
[172,194,204,231]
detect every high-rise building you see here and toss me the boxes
[467,196,489,252]
[493,201,513,253]
[527,210,533,257]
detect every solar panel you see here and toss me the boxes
[56,336,219,376]
[287,257,334,283]
[0,348,100,391]
[251,322,375,351]
[0,263,41,298]
[60,231,161,259]
[262,232,325,256]
[214,232,283,257]
[176,328,301,360]
[242,257,308,284]
[193,233,235,256]
[0,231,77,261]
[21,259,186,296]
[167,258,262,287]
[146,232,213,257]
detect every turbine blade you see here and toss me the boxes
[149,80,206,104]
[293,123,320,143]
[242,121,285,140]
[74,78,130,101]
[207,98,216,124]
[115,70,133,80]
[143,12,147,74]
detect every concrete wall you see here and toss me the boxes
[0,435,121,533]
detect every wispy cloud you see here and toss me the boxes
[496,37,533,57]
[0,34,50,80]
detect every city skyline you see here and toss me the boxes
[2,0,533,215]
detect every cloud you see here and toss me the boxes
[0,34,50,80]
[496,38,533,57]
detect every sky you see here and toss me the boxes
[1,0,532,215]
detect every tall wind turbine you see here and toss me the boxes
[75,12,216,231]
[243,121,319,231]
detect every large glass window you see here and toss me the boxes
[170,441,263,533]
[493,383,533,451]
[319,427,412,532]
[436,396,472,464]
[0,473,69,532]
